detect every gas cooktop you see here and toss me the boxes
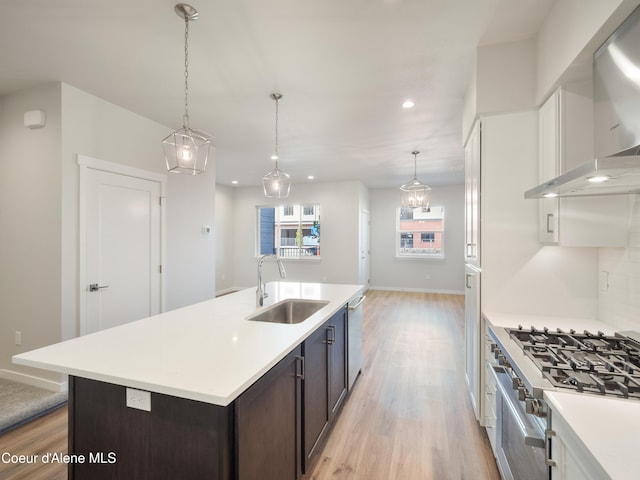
[507,326,640,399]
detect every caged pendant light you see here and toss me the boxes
[262,93,291,198]
[400,151,431,211]
[162,4,212,175]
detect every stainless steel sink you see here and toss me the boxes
[247,299,329,324]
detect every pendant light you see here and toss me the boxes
[162,4,212,175]
[262,93,291,198]
[400,151,431,210]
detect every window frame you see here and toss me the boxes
[396,206,445,259]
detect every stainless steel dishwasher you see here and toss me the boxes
[347,294,365,390]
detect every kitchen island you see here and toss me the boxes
[13,282,363,480]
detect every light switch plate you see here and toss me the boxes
[126,388,151,411]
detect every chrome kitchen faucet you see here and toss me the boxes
[256,254,287,307]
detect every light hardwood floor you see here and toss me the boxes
[307,290,499,479]
[0,290,500,480]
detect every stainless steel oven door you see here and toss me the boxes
[491,365,548,480]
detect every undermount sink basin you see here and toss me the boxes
[247,299,329,324]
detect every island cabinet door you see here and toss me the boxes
[302,320,330,470]
[327,307,348,422]
[235,345,303,480]
[68,376,234,480]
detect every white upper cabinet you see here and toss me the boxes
[537,81,628,247]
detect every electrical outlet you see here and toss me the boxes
[126,388,151,411]
[15,331,22,346]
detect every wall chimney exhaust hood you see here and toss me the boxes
[524,152,640,198]
[525,5,640,199]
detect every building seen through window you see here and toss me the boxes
[397,206,444,258]
[257,204,321,258]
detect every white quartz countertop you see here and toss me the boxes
[545,391,640,480]
[13,282,363,406]
[484,311,640,479]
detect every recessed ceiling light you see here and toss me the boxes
[307,175,315,180]
[402,100,415,109]
[231,180,238,185]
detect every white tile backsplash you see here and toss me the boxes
[599,195,640,330]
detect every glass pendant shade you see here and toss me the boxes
[262,168,291,198]
[400,151,431,210]
[263,92,291,198]
[163,124,211,175]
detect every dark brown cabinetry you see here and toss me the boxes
[327,307,347,420]
[69,376,233,480]
[235,345,303,480]
[303,307,348,472]
[68,306,349,480]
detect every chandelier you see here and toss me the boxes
[400,151,431,210]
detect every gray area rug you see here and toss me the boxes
[0,378,67,435]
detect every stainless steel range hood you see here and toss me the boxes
[524,153,640,198]
[526,5,640,199]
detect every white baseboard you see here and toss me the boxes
[368,286,464,295]
[215,286,244,297]
[0,369,68,393]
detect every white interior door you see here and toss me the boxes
[359,209,370,288]
[82,166,162,334]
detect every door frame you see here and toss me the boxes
[78,154,167,335]
[358,208,370,289]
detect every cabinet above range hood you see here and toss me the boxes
[525,5,640,199]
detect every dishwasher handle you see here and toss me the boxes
[348,295,366,310]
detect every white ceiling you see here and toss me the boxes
[0,0,555,188]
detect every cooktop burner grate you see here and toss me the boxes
[507,326,640,399]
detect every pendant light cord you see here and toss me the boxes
[413,151,419,180]
[274,96,279,170]
[183,16,190,127]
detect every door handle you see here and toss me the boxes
[327,325,336,345]
[466,274,472,289]
[89,284,109,292]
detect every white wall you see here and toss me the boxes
[61,83,216,314]
[228,181,367,289]
[599,195,640,330]
[0,83,63,388]
[0,82,216,389]
[368,185,465,294]
[536,0,639,102]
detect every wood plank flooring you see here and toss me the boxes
[0,290,500,480]
[306,290,500,480]
[0,406,67,480]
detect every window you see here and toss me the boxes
[397,206,444,258]
[257,204,321,258]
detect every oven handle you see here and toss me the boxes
[493,365,546,449]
